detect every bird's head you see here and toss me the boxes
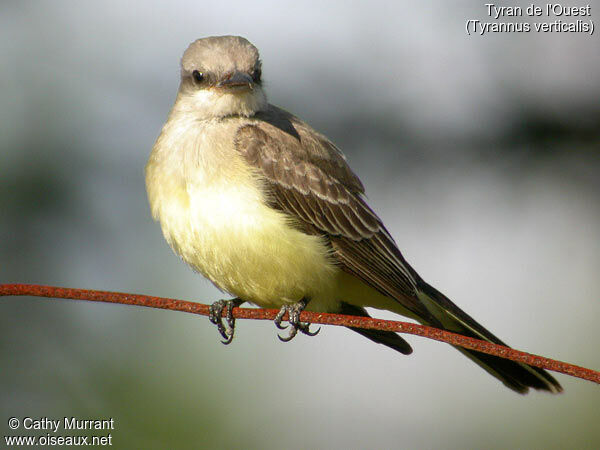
[176,36,267,119]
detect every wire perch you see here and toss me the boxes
[1,283,598,386]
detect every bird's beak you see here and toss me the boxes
[216,71,254,90]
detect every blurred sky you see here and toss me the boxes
[1,1,599,449]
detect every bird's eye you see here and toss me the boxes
[192,70,204,83]
[252,68,261,83]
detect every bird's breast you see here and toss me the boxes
[146,115,340,310]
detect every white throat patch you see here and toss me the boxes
[176,87,268,120]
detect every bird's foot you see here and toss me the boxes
[209,298,244,344]
[274,298,320,342]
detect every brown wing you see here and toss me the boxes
[236,106,563,393]
[235,105,435,322]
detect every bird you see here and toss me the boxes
[145,35,562,394]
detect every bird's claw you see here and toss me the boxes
[209,298,242,344]
[275,299,320,342]
[274,307,289,330]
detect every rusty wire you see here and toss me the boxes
[1,283,598,386]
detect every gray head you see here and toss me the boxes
[175,36,267,118]
[174,36,267,119]
[181,36,261,86]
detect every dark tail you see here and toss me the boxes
[340,303,413,355]
[341,286,562,394]
[416,281,562,394]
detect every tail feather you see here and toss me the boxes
[418,282,562,394]
[340,302,413,355]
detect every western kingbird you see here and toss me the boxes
[145,35,561,394]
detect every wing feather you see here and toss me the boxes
[234,105,562,393]
[234,105,433,321]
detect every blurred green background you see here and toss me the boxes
[1,1,599,448]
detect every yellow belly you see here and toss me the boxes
[146,114,339,312]
[149,172,341,311]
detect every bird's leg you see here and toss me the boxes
[274,298,320,342]
[209,298,244,344]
